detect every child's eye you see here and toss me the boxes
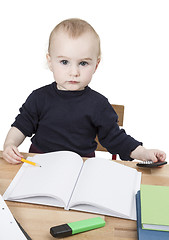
[60,60,68,65]
[79,61,88,66]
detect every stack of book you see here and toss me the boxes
[136,184,169,240]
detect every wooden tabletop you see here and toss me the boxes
[0,151,169,240]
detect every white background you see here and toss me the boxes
[0,0,168,161]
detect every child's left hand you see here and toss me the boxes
[130,145,166,163]
[142,149,166,162]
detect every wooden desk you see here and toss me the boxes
[0,151,169,240]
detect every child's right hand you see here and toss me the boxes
[3,145,23,164]
[3,127,26,164]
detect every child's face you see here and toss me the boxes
[47,31,100,91]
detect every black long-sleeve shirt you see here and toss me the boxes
[12,82,142,160]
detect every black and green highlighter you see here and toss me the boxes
[50,217,105,238]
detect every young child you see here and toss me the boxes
[3,18,166,164]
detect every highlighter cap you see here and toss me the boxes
[50,224,72,238]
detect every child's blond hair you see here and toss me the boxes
[48,18,101,57]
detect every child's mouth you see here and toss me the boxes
[68,81,79,84]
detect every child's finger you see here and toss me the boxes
[5,153,21,164]
[155,151,166,162]
[10,152,22,162]
[12,146,23,159]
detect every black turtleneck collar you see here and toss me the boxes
[52,82,89,97]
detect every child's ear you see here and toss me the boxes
[46,53,53,71]
[94,57,101,72]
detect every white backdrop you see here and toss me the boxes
[0,0,168,161]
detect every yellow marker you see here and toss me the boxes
[21,158,41,167]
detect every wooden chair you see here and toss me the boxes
[95,104,124,160]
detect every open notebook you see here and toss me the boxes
[3,151,141,220]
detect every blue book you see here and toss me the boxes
[136,191,169,240]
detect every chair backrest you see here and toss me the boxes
[95,104,124,152]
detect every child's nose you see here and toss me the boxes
[69,65,80,77]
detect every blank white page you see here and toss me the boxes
[3,151,83,207]
[0,195,27,240]
[69,158,141,219]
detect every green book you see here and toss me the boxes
[140,184,169,231]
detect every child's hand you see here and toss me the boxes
[142,149,166,163]
[3,127,26,164]
[3,145,23,164]
[130,145,166,163]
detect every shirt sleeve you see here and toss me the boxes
[11,91,40,137]
[95,99,142,160]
